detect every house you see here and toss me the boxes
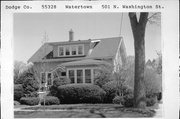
[28,29,127,89]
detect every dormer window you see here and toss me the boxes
[59,46,64,56]
[65,46,70,56]
[58,44,84,57]
[71,45,77,55]
[78,45,83,55]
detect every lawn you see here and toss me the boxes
[14,104,156,118]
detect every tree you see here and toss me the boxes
[129,13,149,108]
[14,61,26,84]
[129,12,160,108]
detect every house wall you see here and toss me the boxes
[113,39,127,72]
[53,43,91,57]
[32,61,66,80]
[113,47,122,72]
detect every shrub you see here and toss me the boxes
[14,101,20,105]
[102,81,133,103]
[146,96,157,107]
[124,94,134,107]
[94,65,113,87]
[102,81,117,103]
[40,96,60,105]
[49,77,70,96]
[20,97,39,106]
[57,84,106,104]
[113,96,124,104]
[14,84,24,101]
[22,73,39,97]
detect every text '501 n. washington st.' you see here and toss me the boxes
[102,4,164,9]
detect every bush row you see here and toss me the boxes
[19,96,60,106]
[16,80,158,107]
[56,84,106,104]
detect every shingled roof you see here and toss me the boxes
[87,37,122,59]
[28,37,124,63]
[61,59,112,67]
[28,43,53,62]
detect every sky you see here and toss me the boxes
[14,13,161,62]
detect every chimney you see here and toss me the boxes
[69,29,74,42]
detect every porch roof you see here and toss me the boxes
[60,59,112,67]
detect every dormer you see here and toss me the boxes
[57,44,84,57]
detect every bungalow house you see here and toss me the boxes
[28,30,127,90]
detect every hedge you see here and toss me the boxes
[14,84,24,101]
[49,77,70,96]
[40,96,60,105]
[57,84,106,104]
[20,97,40,106]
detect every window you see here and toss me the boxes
[69,70,75,83]
[65,46,70,56]
[47,73,52,85]
[58,45,84,57]
[85,69,91,83]
[78,45,83,55]
[52,72,58,79]
[77,70,83,83]
[71,45,77,55]
[61,72,66,76]
[41,72,46,84]
[68,68,94,84]
[56,68,62,76]
[59,46,64,56]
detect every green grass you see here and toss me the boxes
[14,104,155,118]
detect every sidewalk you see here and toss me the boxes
[154,102,163,118]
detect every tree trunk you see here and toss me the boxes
[129,12,149,108]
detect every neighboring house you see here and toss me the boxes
[28,30,127,89]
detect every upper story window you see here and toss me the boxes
[59,46,64,56]
[65,46,70,56]
[71,45,77,55]
[78,45,83,55]
[58,44,84,57]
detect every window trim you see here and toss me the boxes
[58,44,84,57]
